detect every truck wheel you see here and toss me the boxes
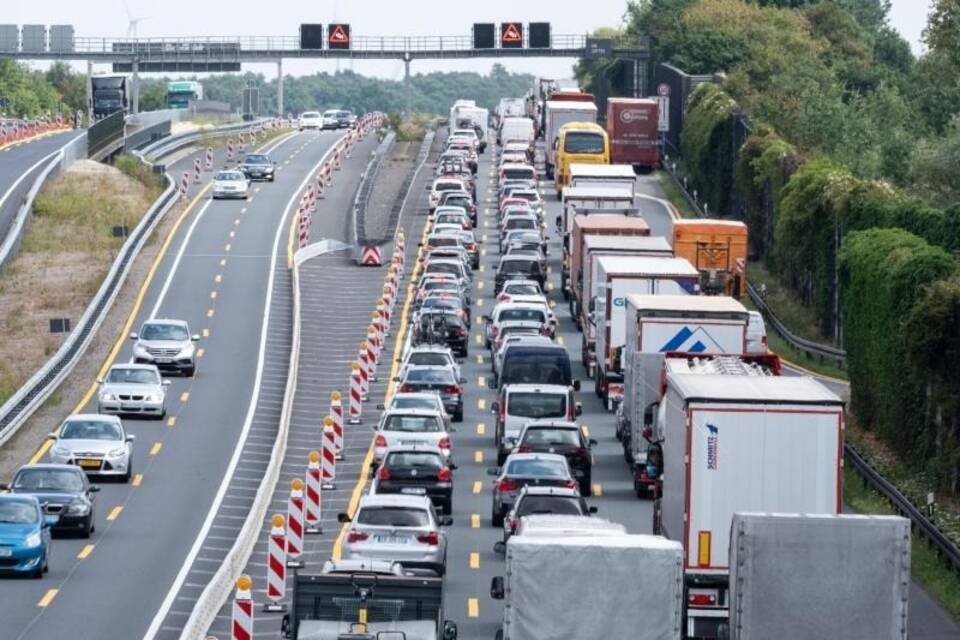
[594,373,603,398]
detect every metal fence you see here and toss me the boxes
[87,110,124,160]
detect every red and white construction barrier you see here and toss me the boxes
[298,208,309,249]
[330,391,344,457]
[264,514,286,612]
[360,245,382,266]
[349,363,362,424]
[238,132,246,152]
[304,451,322,534]
[180,172,190,200]
[286,479,305,568]
[367,326,380,370]
[193,158,202,183]
[358,348,371,400]
[321,418,337,489]
[227,140,235,160]
[231,575,254,640]
[205,146,214,171]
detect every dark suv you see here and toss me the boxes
[494,255,546,294]
[514,421,596,496]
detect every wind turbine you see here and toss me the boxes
[123,1,149,40]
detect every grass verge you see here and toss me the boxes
[655,170,698,218]
[844,466,960,620]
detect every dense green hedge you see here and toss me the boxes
[735,128,798,258]
[680,84,738,217]
[840,229,955,461]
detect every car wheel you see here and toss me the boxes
[159,408,167,421]
[83,516,93,539]
[491,505,504,528]
[454,407,463,423]
[122,464,132,484]
[269,175,275,182]
[441,497,452,514]
[580,477,592,497]
[496,450,506,466]
[32,561,43,579]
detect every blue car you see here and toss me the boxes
[0,495,55,578]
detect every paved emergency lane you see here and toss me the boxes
[0,128,355,640]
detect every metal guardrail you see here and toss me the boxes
[139,119,271,160]
[87,110,125,160]
[124,119,171,153]
[351,130,396,254]
[0,159,177,446]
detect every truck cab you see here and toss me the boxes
[554,122,610,195]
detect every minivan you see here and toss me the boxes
[495,340,579,391]
[491,384,581,464]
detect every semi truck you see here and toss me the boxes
[281,560,459,640]
[165,80,203,110]
[568,162,636,197]
[672,219,748,298]
[489,534,683,640]
[591,257,701,410]
[564,214,650,315]
[618,296,752,480]
[90,75,129,119]
[654,364,844,639]
[606,98,660,171]
[729,513,910,640]
[577,236,674,376]
[544,101,597,178]
[557,184,635,252]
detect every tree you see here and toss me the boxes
[925,0,960,64]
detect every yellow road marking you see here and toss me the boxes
[167,416,176,427]
[37,589,58,607]
[107,506,123,521]
[581,425,590,438]
[593,483,603,497]
[77,544,95,559]
[214,274,222,283]
[557,335,565,346]
[225,243,231,252]
[476,298,483,306]
[467,598,479,618]
[207,309,215,318]
[149,442,162,455]
[476,355,484,364]
[472,481,482,494]
[479,265,485,273]
[476,423,485,435]
[196,348,206,358]
[220,258,227,267]
[471,514,480,528]
[478,376,485,387]
[202,328,210,337]
[474,334,482,345]
[474,450,483,463]
[210,291,218,299]
[477,281,484,290]
[132,474,143,487]
[478,398,486,410]
[29,440,53,465]
[180,392,190,402]
[469,552,480,569]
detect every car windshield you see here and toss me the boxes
[243,155,269,164]
[406,369,455,384]
[517,496,583,516]
[215,171,244,181]
[505,283,541,295]
[0,501,38,524]
[509,393,567,419]
[140,323,188,341]
[356,506,430,527]
[382,415,442,433]
[501,348,572,386]
[523,427,580,446]
[61,420,122,441]
[386,452,443,469]
[408,352,451,367]
[564,132,605,154]
[499,309,545,323]
[506,459,568,478]
[106,368,159,385]
[514,192,540,203]
[14,469,84,492]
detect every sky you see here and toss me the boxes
[2,0,935,80]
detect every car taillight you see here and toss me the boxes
[563,479,578,490]
[497,479,518,492]
[516,446,532,453]
[498,294,510,301]
[377,466,391,480]
[438,436,452,450]
[468,243,477,250]
[688,593,717,606]
[347,530,369,543]
[437,467,452,481]
[510,518,519,532]
[540,327,550,336]
[417,532,440,546]
[399,384,415,393]
[572,447,589,459]
[375,434,388,447]
[491,326,499,337]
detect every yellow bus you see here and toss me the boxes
[554,122,610,195]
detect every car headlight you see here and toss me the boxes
[144,393,163,403]
[100,393,116,402]
[25,532,42,547]
[51,445,70,457]
[67,502,90,515]
[177,343,196,359]
[133,344,150,358]
[108,447,127,457]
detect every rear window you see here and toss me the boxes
[505,219,536,231]
[435,182,462,192]
[499,308,545,323]
[382,415,441,433]
[427,236,459,248]
[391,397,438,412]
[356,506,430,527]
[522,427,580,446]
[564,132,605,154]
[517,496,583,516]
[386,452,444,469]
[506,459,568,478]
[508,393,567,419]
[504,283,541,295]
[409,353,450,367]
[425,262,462,277]
[406,368,455,384]
[443,195,472,207]
[501,347,572,386]
[501,259,541,275]
[504,168,535,181]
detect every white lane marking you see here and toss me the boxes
[148,200,213,319]
[0,149,62,220]
[144,133,342,640]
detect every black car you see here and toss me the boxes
[514,421,597,496]
[494,255,546,293]
[419,295,471,328]
[438,191,477,224]
[336,110,354,128]
[238,153,276,182]
[373,446,456,513]
[413,310,469,357]
[5,464,99,537]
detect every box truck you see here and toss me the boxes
[558,185,635,251]
[606,98,660,170]
[654,369,843,639]
[728,513,910,640]
[568,163,636,198]
[90,75,129,119]
[672,219,748,298]
[490,534,683,640]
[565,215,649,316]
[544,101,597,178]
[591,257,700,411]
[619,296,752,478]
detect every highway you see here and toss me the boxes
[0,129,85,252]
[0,126,373,640]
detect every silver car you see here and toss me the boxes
[211,170,249,200]
[398,344,462,382]
[487,452,577,527]
[97,364,169,419]
[48,414,134,481]
[500,485,595,545]
[130,319,200,376]
[380,392,452,431]
[338,494,451,574]
[373,408,452,468]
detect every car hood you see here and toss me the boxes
[99,382,163,396]
[214,180,247,188]
[12,489,83,505]
[137,339,189,350]
[54,439,123,454]
[0,523,39,543]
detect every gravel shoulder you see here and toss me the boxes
[363,140,417,241]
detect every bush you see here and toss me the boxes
[735,128,799,259]
[680,83,738,216]
[114,154,161,192]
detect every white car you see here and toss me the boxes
[211,170,249,200]
[321,110,340,130]
[398,344,462,382]
[97,364,170,419]
[429,178,469,213]
[484,302,551,348]
[48,414,134,482]
[372,408,452,468]
[298,111,323,130]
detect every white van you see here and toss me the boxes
[499,117,535,147]
[491,384,580,464]
[746,310,768,353]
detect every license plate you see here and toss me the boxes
[399,441,425,446]
[121,403,138,410]
[154,358,172,364]
[374,535,408,544]
[0,548,11,557]
[401,487,427,495]
[79,459,101,469]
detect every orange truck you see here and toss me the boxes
[671,219,748,298]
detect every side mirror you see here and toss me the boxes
[442,620,459,640]
[191,334,200,341]
[126,434,136,442]
[439,515,454,526]
[589,438,598,447]
[572,380,581,392]
[89,485,101,493]
[162,380,172,386]
[575,403,583,417]
[96,378,104,384]
[0,483,9,491]
[392,376,400,382]
[47,432,58,439]
[642,428,653,441]
[449,462,458,470]
[337,512,352,524]
[459,377,467,384]
[588,505,598,514]
[493,541,506,554]
[490,576,505,600]
[129,333,138,340]
[486,467,499,476]
[481,315,491,323]
[490,401,499,414]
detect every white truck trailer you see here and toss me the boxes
[544,100,598,178]
[490,534,684,640]
[591,256,700,410]
[655,369,844,639]
[729,513,910,640]
[569,163,637,198]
